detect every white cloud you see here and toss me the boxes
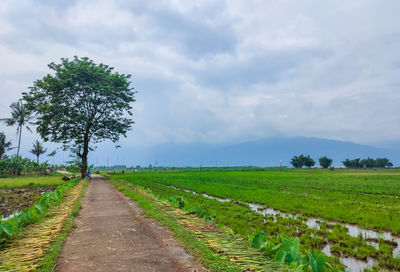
[1,0,400,163]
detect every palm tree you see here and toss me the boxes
[0,101,34,157]
[30,140,47,164]
[0,132,12,159]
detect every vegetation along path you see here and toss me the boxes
[56,175,207,272]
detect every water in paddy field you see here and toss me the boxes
[1,187,55,220]
[167,185,400,271]
[2,211,21,221]
[245,202,398,272]
[340,257,377,272]
[322,243,331,256]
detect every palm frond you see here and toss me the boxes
[0,118,13,125]
[3,101,35,156]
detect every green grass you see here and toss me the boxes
[34,180,89,272]
[113,169,400,234]
[0,175,66,188]
[108,176,242,272]
[112,169,400,271]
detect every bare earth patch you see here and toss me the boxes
[0,187,55,218]
[56,176,207,272]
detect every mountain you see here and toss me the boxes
[369,140,400,150]
[210,137,399,167]
[105,137,399,167]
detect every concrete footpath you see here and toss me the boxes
[56,175,207,272]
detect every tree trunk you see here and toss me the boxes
[37,155,39,164]
[81,155,87,178]
[17,126,22,157]
[80,135,90,178]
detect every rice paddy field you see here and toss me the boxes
[0,175,65,220]
[0,175,65,188]
[113,168,400,272]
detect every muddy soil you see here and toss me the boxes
[0,187,55,218]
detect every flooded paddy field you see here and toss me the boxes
[0,175,68,219]
[0,187,55,219]
[114,169,400,271]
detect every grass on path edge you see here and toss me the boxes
[33,180,90,272]
[107,176,242,272]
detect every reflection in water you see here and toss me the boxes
[366,241,379,250]
[166,184,400,270]
[339,257,377,272]
[2,211,21,221]
[306,218,320,229]
[322,243,331,256]
[202,193,231,202]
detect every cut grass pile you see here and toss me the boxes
[34,180,89,272]
[0,180,86,271]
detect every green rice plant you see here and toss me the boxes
[114,169,400,234]
[115,171,397,270]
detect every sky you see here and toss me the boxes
[0,0,400,165]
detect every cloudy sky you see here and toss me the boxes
[1,0,400,164]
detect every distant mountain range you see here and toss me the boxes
[107,136,400,167]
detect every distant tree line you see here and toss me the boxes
[0,103,51,176]
[342,157,393,168]
[93,165,128,170]
[290,154,393,169]
[0,156,49,176]
[290,155,334,169]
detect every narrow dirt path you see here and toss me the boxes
[56,175,207,272]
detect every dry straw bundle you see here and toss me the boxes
[0,181,85,271]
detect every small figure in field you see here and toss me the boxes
[133,168,137,173]
[86,170,92,180]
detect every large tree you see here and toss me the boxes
[30,140,47,164]
[342,158,361,168]
[23,57,135,177]
[375,157,393,168]
[0,101,34,157]
[0,132,12,159]
[319,156,333,168]
[290,154,315,169]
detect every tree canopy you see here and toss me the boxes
[290,154,315,169]
[343,157,393,168]
[0,101,34,157]
[30,140,47,164]
[23,56,135,176]
[319,156,333,168]
[0,132,12,160]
